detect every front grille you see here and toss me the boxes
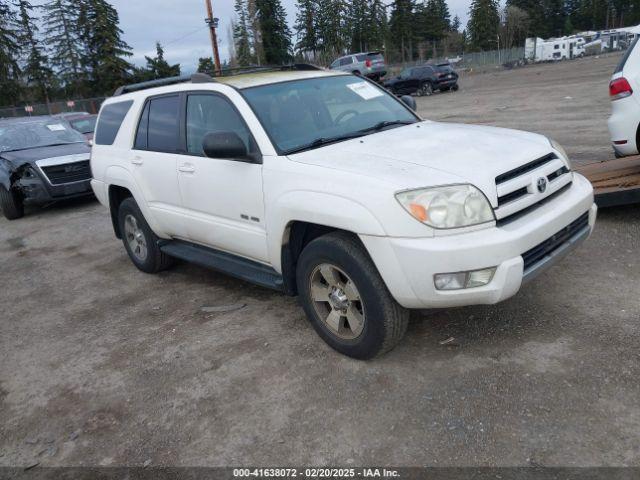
[495,152,572,224]
[498,186,528,207]
[497,182,572,227]
[547,166,570,182]
[522,212,589,271]
[41,160,92,185]
[496,153,558,185]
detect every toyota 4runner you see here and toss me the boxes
[90,66,597,359]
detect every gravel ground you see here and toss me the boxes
[1,54,639,468]
[420,53,623,166]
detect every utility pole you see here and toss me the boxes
[205,0,222,75]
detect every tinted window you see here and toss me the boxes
[134,102,150,150]
[356,54,367,62]
[417,67,432,77]
[147,95,180,152]
[95,101,133,145]
[615,37,639,74]
[339,57,353,66]
[186,94,254,155]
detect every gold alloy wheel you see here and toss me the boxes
[309,263,365,340]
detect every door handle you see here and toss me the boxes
[131,156,143,166]
[178,163,196,173]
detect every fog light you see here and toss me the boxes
[434,267,496,291]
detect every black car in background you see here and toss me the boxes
[0,117,93,220]
[384,63,459,96]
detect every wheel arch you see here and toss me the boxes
[280,221,365,296]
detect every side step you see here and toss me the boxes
[159,240,284,291]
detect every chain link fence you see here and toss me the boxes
[0,97,106,119]
[386,47,526,76]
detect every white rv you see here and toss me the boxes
[525,36,585,62]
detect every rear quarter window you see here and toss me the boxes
[615,37,639,74]
[95,101,133,145]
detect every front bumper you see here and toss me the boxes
[18,171,92,204]
[360,173,596,309]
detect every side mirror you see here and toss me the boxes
[400,95,417,111]
[202,131,251,161]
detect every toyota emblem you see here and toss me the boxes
[537,177,547,193]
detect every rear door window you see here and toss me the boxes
[147,95,180,153]
[615,37,639,74]
[95,101,133,145]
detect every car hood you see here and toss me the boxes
[0,143,91,169]
[288,121,556,206]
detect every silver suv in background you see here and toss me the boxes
[329,51,387,81]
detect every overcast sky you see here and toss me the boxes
[110,0,473,73]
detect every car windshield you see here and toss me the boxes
[69,116,97,134]
[0,119,86,153]
[242,75,418,154]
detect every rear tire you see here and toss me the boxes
[117,197,174,273]
[452,84,459,91]
[296,232,409,359]
[0,186,24,220]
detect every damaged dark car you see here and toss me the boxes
[0,117,93,220]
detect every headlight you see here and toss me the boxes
[396,184,495,229]
[549,138,572,170]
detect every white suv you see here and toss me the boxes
[91,67,597,359]
[609,37,640,157]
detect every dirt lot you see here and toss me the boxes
[1,54,639,468]
[422,53,623,166]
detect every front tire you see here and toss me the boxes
[296,232,409,359]
[117,198,174,273]
[417,82,433,97]
[0,186,24,220]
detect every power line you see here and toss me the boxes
[162,25,210,48]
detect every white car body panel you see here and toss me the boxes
[91,72,596,310]
[608,39,640,156]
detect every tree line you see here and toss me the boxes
[2,0,639,108]
[230,0,640,66]
[0,0,195,107]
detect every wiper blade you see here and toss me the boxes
[285,132,365,155]
[359,120,415,133]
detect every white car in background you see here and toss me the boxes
[608,37,640,157]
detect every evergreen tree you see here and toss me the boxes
[256,0,292,64]
[367,0,388,52]
[16,0,53,103]
[234,0,253,66]
[468,0,500,50]
[132,43,180,83]
[313,0,347,62]
[197,57,216,76]
[452,14,461,31]
[294,0,318,58]
[389,0,416,62]
[347,0,370,53]
[41,0,82,94]
[0,1,21,106]
[76,0,132,95]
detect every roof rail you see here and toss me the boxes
[113,73,215,96]
[112,64,323,96]
[210,63,323,77]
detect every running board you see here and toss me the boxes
[159,240,284,291]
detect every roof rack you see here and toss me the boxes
[113,73,214,96]
[113,64,323,96]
